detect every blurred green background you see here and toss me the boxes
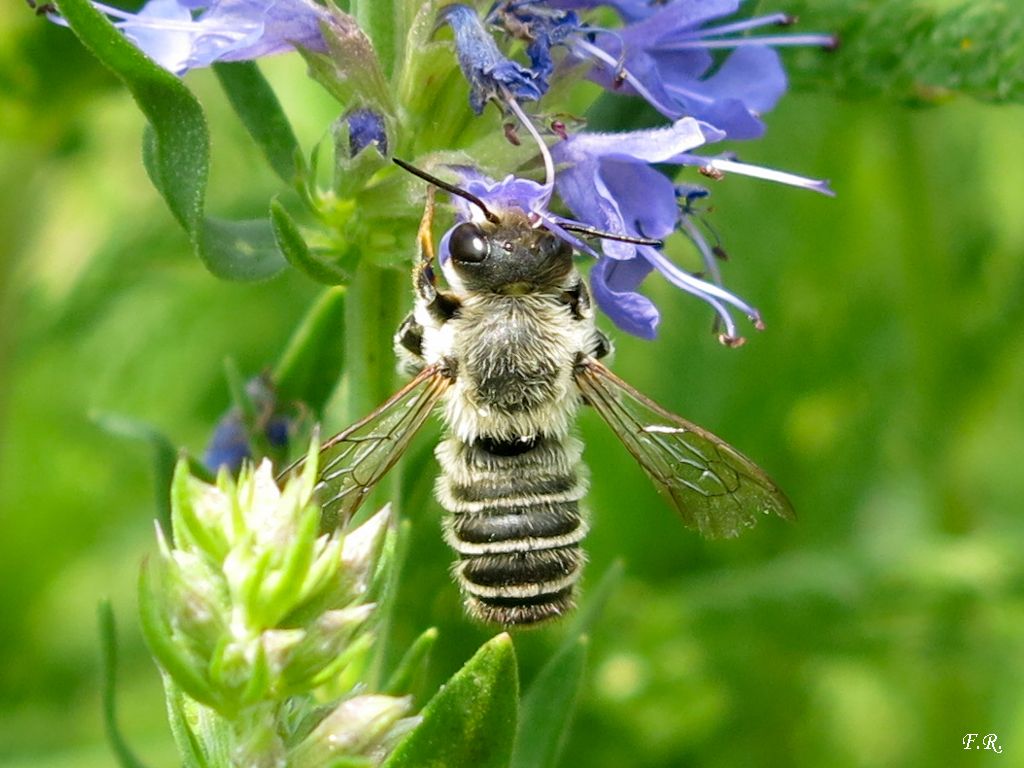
[2,5,1023,768]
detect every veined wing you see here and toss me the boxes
[575,359,794,539]
[283,363,452,526]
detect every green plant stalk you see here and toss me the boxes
[342,259,407,687]
[342,259,405,516]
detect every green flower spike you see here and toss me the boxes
[139,441,412,767]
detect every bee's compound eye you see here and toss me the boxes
[449,222,489,264]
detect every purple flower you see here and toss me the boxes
[437,3,545,114]
[551,117,760,340]
[48,0,329,75]
[550,117,832,338]
[564,2,834,139]
[430,145,748,341]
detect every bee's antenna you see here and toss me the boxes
[559,222,664,248]
[393,158,501,225]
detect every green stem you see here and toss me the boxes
[343,260,408,689]
[343,260,406,524]
[343,262,403,425]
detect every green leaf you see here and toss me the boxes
[57,0,285,281]
[511,637,588,768]
[366,519,411,689]
[98,601,152,768]
[383,628,438,697]
[383,634,519,768]
[787,0,1024,104]
[199,216,286,282]
[270,198,357,285]
[224,357,257,424]
[213,61,300,184]
[301,6,394,111]
[169,459,227,559]
[163,680,212,768]
[564,559,624,650]
[138,561,222,710]
[350,0,400,78]
[273,286,347,412]
[260,503,321,626]
[239,641,272,708]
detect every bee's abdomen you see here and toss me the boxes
[436,435,588,626]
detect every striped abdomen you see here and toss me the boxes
[435,434,588,626]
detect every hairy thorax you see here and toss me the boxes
[438,293,588,442]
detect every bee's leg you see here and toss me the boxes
[559,279,589,321]
[591,329,614,360]
[563,279,613,360]
[414,186,460,323]
[394,313,426,375]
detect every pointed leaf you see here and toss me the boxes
[273,286,347,412]
[90,410,212,533]
[351,0,399,77]
[366,519,412,689]
[383,634,518,768]
[511,637,588,768]
[564,559,624,652]
[214,61,300,184]
[270,198,356,285]
[138,561,220,709]
[169,459,227,559]
[383,627,439,697]
[301,7,393,110]
[163,680,211,768]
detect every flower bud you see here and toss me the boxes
[345,108,388,157]
[291,695,412,768]
[341,504,392,595]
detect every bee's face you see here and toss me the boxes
[447,212,574,294]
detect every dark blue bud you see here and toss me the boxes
[346,108,388,157]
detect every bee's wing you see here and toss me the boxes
[575,359,794,539]
[283,363,452,526]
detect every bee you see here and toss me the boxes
[289,159,793,627]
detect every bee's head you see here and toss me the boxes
[392,158,657,296]
[446,211,574,295]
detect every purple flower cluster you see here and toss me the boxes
[439,0,834,341]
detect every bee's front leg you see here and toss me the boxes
[394,313,427,376]
[562,279,612,360]
[591,328,613,360]
[413,185,460,324]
